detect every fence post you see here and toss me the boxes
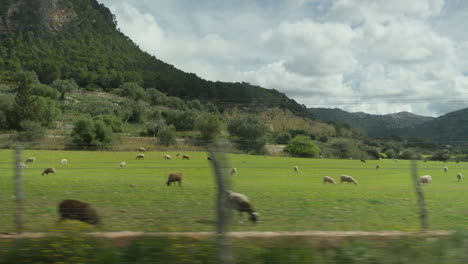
[411,159,428,231]
[14,146,25,233]
[209,142,233,264]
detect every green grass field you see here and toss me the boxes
[1,149,467,233]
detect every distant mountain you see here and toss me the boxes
[308,108,434,138]
[0,0,305,114]
[396,107,468,143]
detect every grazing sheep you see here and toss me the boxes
[25,157,36,164]
[444,167,448,173]
[17,162,28,169]
[376,164,381,169]
[294,166,299,173]
[120,161,127,168]
[226,190,258,223]
[340,174,358,185]
[457,173,463,182]
[166,172,183,187]
[58,199,100,225]
[360,159,366,163]
[418,175,432,184]
[230,168,237,176]
[207,157,212,161]
[41,168,56,176]
[138,147,146,152]
[182,154,190,160]
[323,176,336,184]
[61,159,68,165]
[136,154,145,160]
[164,154,173,160]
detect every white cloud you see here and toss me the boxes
[98,0,468,117]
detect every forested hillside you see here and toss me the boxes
[308,108,434,138]
[0,0,304,114]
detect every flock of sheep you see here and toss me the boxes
[16,151,464,227]
[17,148,259,226]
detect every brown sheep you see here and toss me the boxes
[167,172,183,187]
[182,155,190,160]
[58,199,100,225]
[41,168,56,176]
[136,154,145,160]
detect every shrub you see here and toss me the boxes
[158,125,177,146]
[285,135,321,157]
[94,115,123,133]
[31,84,59,99]
[330,139,362,159]
[115,82,147,101]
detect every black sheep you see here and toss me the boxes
[58,199,100,225]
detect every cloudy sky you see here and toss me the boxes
[97,0,468,117]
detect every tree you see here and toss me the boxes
[227,114,267,154]
[69,118,115,150]
[399,149,422,160]
[70,118,96,148]
[195,113,223,142]
[431,149,450,161]
[9,71,40,129]
[187,99,203,111]
[385,149,397,159]
[51,79,79,100]
[285,135,321,157]
[146,88,163,105]
[158,125,177,146]
[117,82,147,101]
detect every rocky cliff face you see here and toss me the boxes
[0,0,77,35]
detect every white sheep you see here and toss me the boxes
[323,176,336,184]
[293,166,299,173]
[230,168,237,176]
[444,167,448,173]
[136,154,145,160]
[418,175,432,184]
[138,147,146,152]
[61,159,68,165]
[164,154,173,160]
[457,173,463,182]
[226,190,258,223]
[340,174,358,185]
[120,161,127,168]
[17,162,28,169]
[376,164,381,169]
[25,157,36,164]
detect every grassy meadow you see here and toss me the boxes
[1,149,467,233]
